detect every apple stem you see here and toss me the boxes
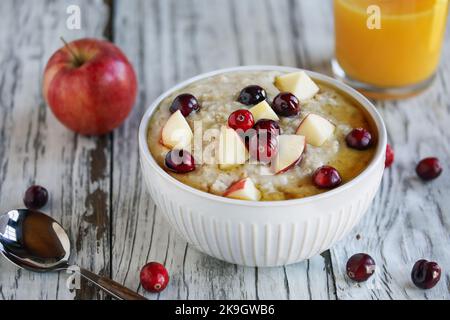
[60,37,83,67]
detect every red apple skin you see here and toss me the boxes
[43,38,137,135]
[223,178,247,197]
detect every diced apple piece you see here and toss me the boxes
[249,100,280,122]
[161,110,193,149]
[218,126,248,169]
[296,113,335,147]
[273,135,306,174]
[275,71,319,102]
[223,177,261,201]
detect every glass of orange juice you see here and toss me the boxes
[333,0,449,99]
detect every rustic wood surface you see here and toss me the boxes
[0,0,449,300]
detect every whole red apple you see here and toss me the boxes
[43,38,137,135]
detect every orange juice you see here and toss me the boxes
[334,0,449,88]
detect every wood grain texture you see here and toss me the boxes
[1,0,450,300]
[0,0,110,300]
[111,0,336,300]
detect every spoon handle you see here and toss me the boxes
[79,268,147,300]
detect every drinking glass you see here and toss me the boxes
[333,0,449,99]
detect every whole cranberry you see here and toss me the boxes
[416,157,442,181]
[140,262,169,293]
[346,128,372,150]
[385,144,394,168]
[253,119,281,136]
[249,133,278,164]
[312,166,342,189]
[24,185,49,210]
[169,93,200,116]
[272,92,300,117]
[411,259,441,289]
[346,253,376,282]
[237,85,267,105]
[228,109,255,132]
[165,149,195,173]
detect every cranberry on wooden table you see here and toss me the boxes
[312,166,342,189]
[385,144,394,168]
[169,93,201,117]
[416,157,442,181]
[272,92,300,117]
[411,259,441,289]
[23,185,49,210]
[237,85,267,106]
[346,253,376,282]
[346,128,372,150]
[140,262,169,293]
[165,149,195,173]
[228,109,255,132]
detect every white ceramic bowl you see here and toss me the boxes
[139,66,387,267]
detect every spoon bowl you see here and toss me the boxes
[0,209,70,272]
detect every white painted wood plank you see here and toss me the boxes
[0,0,110,300]
[112,0,335,300]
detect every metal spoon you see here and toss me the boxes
[0,209,146,300]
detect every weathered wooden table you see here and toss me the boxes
[0,0,449,300]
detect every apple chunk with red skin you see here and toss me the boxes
[161,110,193,150]
[296,114,335,147]
[223,177,261,201]
[273,135,306,174]
[218,126,248,170]
[43,38,137,135]
[249,100,279,122]
[275,71,319,102]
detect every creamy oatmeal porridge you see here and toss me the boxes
[147,70,376,201]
